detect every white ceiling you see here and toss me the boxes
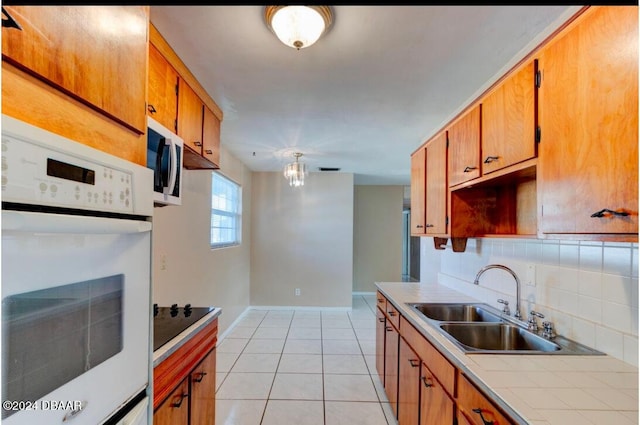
[150,5,581,185]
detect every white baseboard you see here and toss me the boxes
[217,305,252,341]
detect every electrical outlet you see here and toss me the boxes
[526,264,536,286]
[295,288,301,296]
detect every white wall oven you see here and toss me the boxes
[1,115,153,425]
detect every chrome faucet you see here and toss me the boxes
[473,264,522,320]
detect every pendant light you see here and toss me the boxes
[283,152,307,187]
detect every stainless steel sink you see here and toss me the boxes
[439,322,561,353]
[407,302,503,323]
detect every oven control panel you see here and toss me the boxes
[2,131,135,215]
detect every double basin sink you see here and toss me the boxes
[407,302,603,355]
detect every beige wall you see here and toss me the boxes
[151,147,252,335]
[421,237,639,366]
[250,172,354,308]
[353,185,404,292]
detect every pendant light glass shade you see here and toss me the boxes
[284,152,307,187]
[265,6,333,50]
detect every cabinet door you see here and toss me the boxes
[178,78,205,154]
[397,338,421,425]
[410,147,426,235]
[481,60,537,175]
[457,374,514,425]
[420,363,454,425]
[375,307,386,383]
[202,105,221,168]
[2,6,148,134]
[425,132,448,234]
[148,42,179,132]
[384,322,399,418]
[190,348,216,425]
[448,105,481,187]
[154,378,189,425]
[538,6,638,236]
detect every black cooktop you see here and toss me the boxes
[153,304,214,351]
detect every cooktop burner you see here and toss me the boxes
[153,303,214,351]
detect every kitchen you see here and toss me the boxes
[1,4,638,425]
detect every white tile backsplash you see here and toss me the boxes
[424,237,639,367]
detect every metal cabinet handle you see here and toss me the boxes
[422,377,433,388]
[385,326,393,332]
[377,298,384,303]
[463,166,478,173]
[590,208,630,218]
[193,371,207,383]
[425,224,434,228]
[483,155,500,164]
[472,408,495,425]
[147,104,157,114]
[2,7,22,30]
[194,141,202,147]
[408,359,420,368]
[205,149,213,154]
[378,317,385,323]
[416,224,424,228]
[171,393,189,408]
[387,311,396,316]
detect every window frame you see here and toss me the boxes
[210,170,242,249]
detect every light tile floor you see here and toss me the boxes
[215,294,398,425]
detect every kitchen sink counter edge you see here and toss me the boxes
[153,307,222,367]
[375,281,639,425]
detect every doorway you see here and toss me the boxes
[402,209,420,281]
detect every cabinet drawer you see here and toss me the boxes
[376,291,387,311]
[385,301,401,330]
[458,373,514,425]
[400,316,455,396]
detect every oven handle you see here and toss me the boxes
[2,211,152,234]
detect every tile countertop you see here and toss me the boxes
[152,307,222,367]
[375,282,639,425]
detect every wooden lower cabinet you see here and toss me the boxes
[420,363,454,425]
[376,307,386,383]
[154,378,190,425]
[384,320,400,417]
[398,337,421,425]
[190,348,217,425]
[457,374,514,425]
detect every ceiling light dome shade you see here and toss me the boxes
[265,6,333,50]
[284,152,308,187]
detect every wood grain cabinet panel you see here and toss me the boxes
[420,363,455,425]
[448,105,481,187]
[481,60,537,175]
[537,6,638,237]
[2,6,148,134]
[148,42,179,132]
[190,349,216,425]
[410,147,427,235]
[397,337,421,425]
[457,374,514,425]
[376,307,386,383]
[154,378,189,425]
[178,78,205,154]
[425,131,448,235]
[384,320,400,418]
[202,105,221,168]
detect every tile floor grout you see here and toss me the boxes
[215,294,397,425]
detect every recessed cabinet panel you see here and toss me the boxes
[202,105,221,168]
[178,78,205,154]
[397,338,420,425]
[2,6,148,134]
[481,60,537,175]
[537,6,638,236]
[154,378,189,425]
[425,132,448,235]
[410,148,426,235]
[448,105,481,187]
[148,43,179,132]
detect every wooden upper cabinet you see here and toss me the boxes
[481,60,537,175]
[425,132,448,235]
[148,42,179,133]
[537,6,638,237]
[410,147,427,235]
[203,105,221,168]
[178,78,205,154]
[2,6,148,134]
[448,104,481,187]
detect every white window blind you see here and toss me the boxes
[210,171,241,248]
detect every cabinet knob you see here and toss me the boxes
[171,393,189,408]
[590,208,630,218]
[472,408,495,425]
[463,166,478,173]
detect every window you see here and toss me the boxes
[210,171,242,248]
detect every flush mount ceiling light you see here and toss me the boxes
[283,152,308,187]
[264,5,333,50]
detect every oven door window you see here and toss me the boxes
[2,275,123,419]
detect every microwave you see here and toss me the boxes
[146,116,183,206]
